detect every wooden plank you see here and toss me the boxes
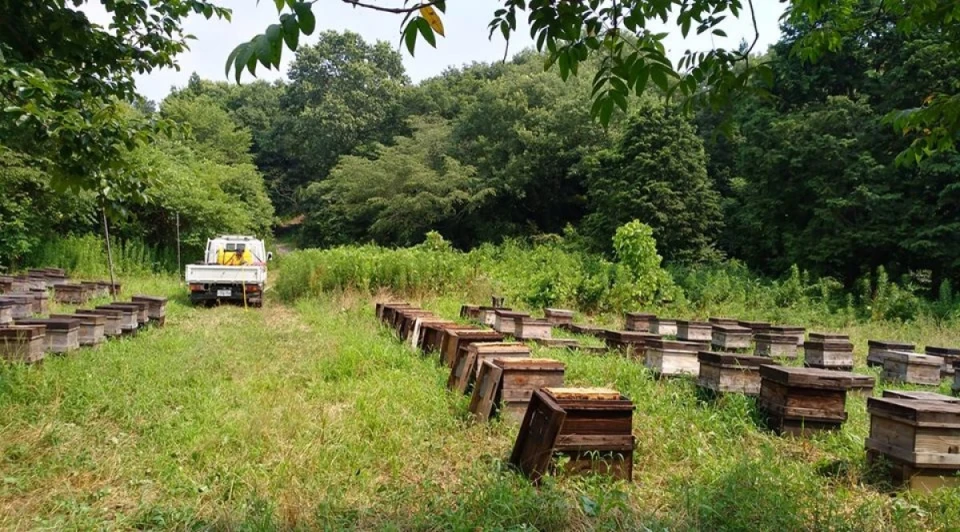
[544,387,620,401]
[509,389,567,483]
[469,361,504,422]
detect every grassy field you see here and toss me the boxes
[2,275,960,530]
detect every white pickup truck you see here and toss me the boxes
[186,235,272,307]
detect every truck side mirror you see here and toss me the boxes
[267,252,274,261]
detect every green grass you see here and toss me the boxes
[2,276,960,529]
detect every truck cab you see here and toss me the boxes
[186,235,271,307]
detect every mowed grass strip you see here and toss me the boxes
[2,280,960,529]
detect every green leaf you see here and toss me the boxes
[417,18,437,48]
[234,43,255,83]
[403,22,418,56]
[273,0,284,12]
[650,66,669,92]
[281,14,300,50]
[254,34,272,69]
[293,2,315,35]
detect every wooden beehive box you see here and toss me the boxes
[544,308,574,326]
[0,325,46,364]
[867,339,916,368]
[866,397,960,493]
[766,325,806,347]
[645,339,709,377]
[0,299,12,325]
[708,317,740,327]
[882,390,960,403]
[711,324,752,351]
[0,296,33,319]
[439,329,504,368]
[76,309,123,337]
[53,283,88,304]
[494,310,529,335]
[95,305,139,334]
[449,342,530,394]
[0,276,12,293]
[650,317,678,336]
[509,388,635,482]
[132,295,168,326]
[697,351,776,395]
[738,320,771,335]
[417,321,468,353]
[804,338,855,371]
[97,280,122,296]
[28,288,49,314]
[15,318,80,354]
[377,302,413,325]
[478,306,511,327]
[624,312,655,332]
[515,317,553,340]
[469,358,565,422]
[409,318,455,350]
[396,309,435,340]
[109,301,149,327]
[677,320,712,342]
[758,365,857,436]
[604,330,660,359]
[459,304,480,320]
[925,346,960,377]
[81,281,106,298]
[883,352,943,386]
[50,313,105,347]
[754,333,799,358]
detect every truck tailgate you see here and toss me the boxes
[185,265,266,284]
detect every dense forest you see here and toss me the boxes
[2,5,959,294]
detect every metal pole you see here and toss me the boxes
[101,205,117,301]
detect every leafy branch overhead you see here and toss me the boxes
[232,0,960,161]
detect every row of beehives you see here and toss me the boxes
[383,301,960,492]
[0,278,168,364]
[376,302,636,483]
[0,268,123,306]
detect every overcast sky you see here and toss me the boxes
[83,1,787,103]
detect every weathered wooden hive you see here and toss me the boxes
[478,306,510,327]
[676,320,712,342]
[925,346,960,378]
[469,358,565,422]
[804,335,855,371]
[711,324,753,351]
[376,301,412,324]
[604,330,660,359]
[97,280,122,296]
[493,310,530,335]
[0,325,46,363]
[396,309,435,341]
[132,295,168,326]
[866,397,960,492]
[649,317,678,336]
[867,339,916,368]
[882,351,943,386]
[624,312,655,332]
[543,308,574,326]
[22,275,47,291]
[697,351,776,395]
[738,320,772,335]
[708,317,740,327]
[116,301,150,327]
[758,365,859,436]
[459,304,480,320]
[81,281,106,298]
[15,318,80,354]
[0,299,12,325]
[0,296,33,319]
[439,329,504,368]
[75,309,123,337]
[514,317,553,340]
[51,313,105,347]
[95,305,139,334]
[448,342,530,393]
[766,325,806,346]
[754,333,799,358]
[510,388,635,482]
[645,339,710,377]
[29,288,49,314]
[53,283,89,304]
[420,323,473,353]
[0,276,12,293]
[882,389,960,402]
[409,318,456,350]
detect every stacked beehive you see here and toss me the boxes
[925,346,960,379]
[645,339,709,377]
[758,366,863,436]
[867,339,916,368]
[754,333,799,358]
[697,351,775,396]
[882,351,943,386]
[804,333,855,371]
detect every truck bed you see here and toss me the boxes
[185,265,266,284]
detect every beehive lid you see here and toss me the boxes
[449,330,503,340]
[494,357,565,370]
[132,294,168,303]
[867,339,915,350]
[867,397,960,427]
[544,308,574,317]
[518,317,552,326]
[925,345,960,357]
[809,332,849,342]
[469,342,530,355]
[50,313,106,326]
[479,306,511,311]
[882,390,960,403]
[885,351,943,366]
[79,308,122,317]
[0,299,13,308]
[545,387,621,401]
[677,320,711,327]
[697,351,777,368]
[647,338,709,351]
[0,325,45,339]
[803,339,854,351]
[738,320,771,328]
[97,304,137,311]
[767,325,805,334]
[759,365,859,389]
[54,283,85,291]
[494,309,529,318]
[754,333,798,343]
[16,318,80,331]
[653,317,678,324]
[708,317,739,326]
[606,330,660,341]
[712,324,752,334]
[626,312,655,319]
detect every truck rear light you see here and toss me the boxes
[189,284,203,291]
[245,284,260,292]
